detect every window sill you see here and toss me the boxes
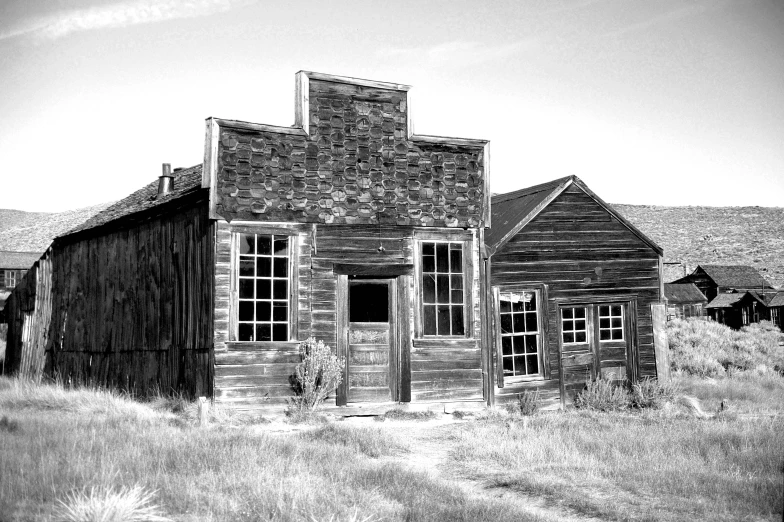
[503,375,545,385]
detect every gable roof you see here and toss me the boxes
[705,292,744,309]
[698,265,773,290]
[63,165,203,238]
[768,292,784,307]
[486,175,663,256]
[0,251,41,269]
[664,283,707,303]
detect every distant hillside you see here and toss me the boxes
[614,204,784,289]
[0,203,113,253]
[1,202,782,289]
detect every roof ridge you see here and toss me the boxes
[492,175,574,203]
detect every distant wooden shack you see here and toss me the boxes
[0,251,41,313]
[768,293,784,330]
[2,72,669,411]
[485,176,666,409]
[672,264,773,302]
[706,291,768,330]
[664,283,707,320]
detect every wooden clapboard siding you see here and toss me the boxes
[491,184,663,406]
[4,196,218,397]
[211,219,484,407]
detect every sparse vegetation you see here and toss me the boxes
[286,338,345,420]
[668,318,784,376]
[574,376,632,411]
[506,389,540,416]
[377,408,437,421]
[54,485,170,522]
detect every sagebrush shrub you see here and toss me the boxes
[574,376,631,411]
[630,377,679,409]
[288,338,345,415]
[668,318,784,376]
[508,389,540,416]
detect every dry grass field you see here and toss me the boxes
[2,319,783,522]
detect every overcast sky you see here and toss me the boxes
[1,0,782,212]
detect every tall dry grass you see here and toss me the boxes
[0,377,542,522]
[449,404,784,521]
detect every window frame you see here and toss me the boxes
[494,287,546,384]
[230,230,299,343]
[560,306,589,346]
[413,231,473,339]
[598,304,625,342]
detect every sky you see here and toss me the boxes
[0,0,782,212]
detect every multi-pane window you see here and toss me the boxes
[4,270,17,288]
[237,233,290,342]
[499,292,540,377]
[561,307,587,344]
[421,241,465,336]
[598,305,624,341]
[772,308,780,327]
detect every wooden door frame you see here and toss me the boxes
[555,295,639,408]
[336,276,403,405]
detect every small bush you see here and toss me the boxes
[0,415,20,433]
[55,486,170,522]
[630,377,679,409]
[506,389,540,416]
[287,338,345,417]
[574,376,631,411]
[377,408,437,421]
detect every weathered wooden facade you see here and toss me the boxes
[664,283,707,320]
[485,176,665,409]
[2,167,214,395]
[205,72,489,410]
[2,72,668,411]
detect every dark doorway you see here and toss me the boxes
[349,282,389,322]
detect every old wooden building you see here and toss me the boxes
[0,251,40,313]
[3,72,491,411]
[706,290,782,330]
[672,264,773,302]
[485,176,665,408]
[3,72,668,411]
[664,283,707,320]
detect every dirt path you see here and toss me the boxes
[361,418,603,522]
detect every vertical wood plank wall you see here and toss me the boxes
[2,250,52,379]
[4,200,215,396]
[212,222,485,409]
[490,185,662,407]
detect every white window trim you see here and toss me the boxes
[561,306,589,346]
[498,289,545,383]
[231,231,299,343]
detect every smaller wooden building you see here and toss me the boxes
[0,251,41,313]
[672,265,773,302]
[705,291,776,329]
[485,176,666,409]
[768,292,784,330]
[664,283,707,320]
